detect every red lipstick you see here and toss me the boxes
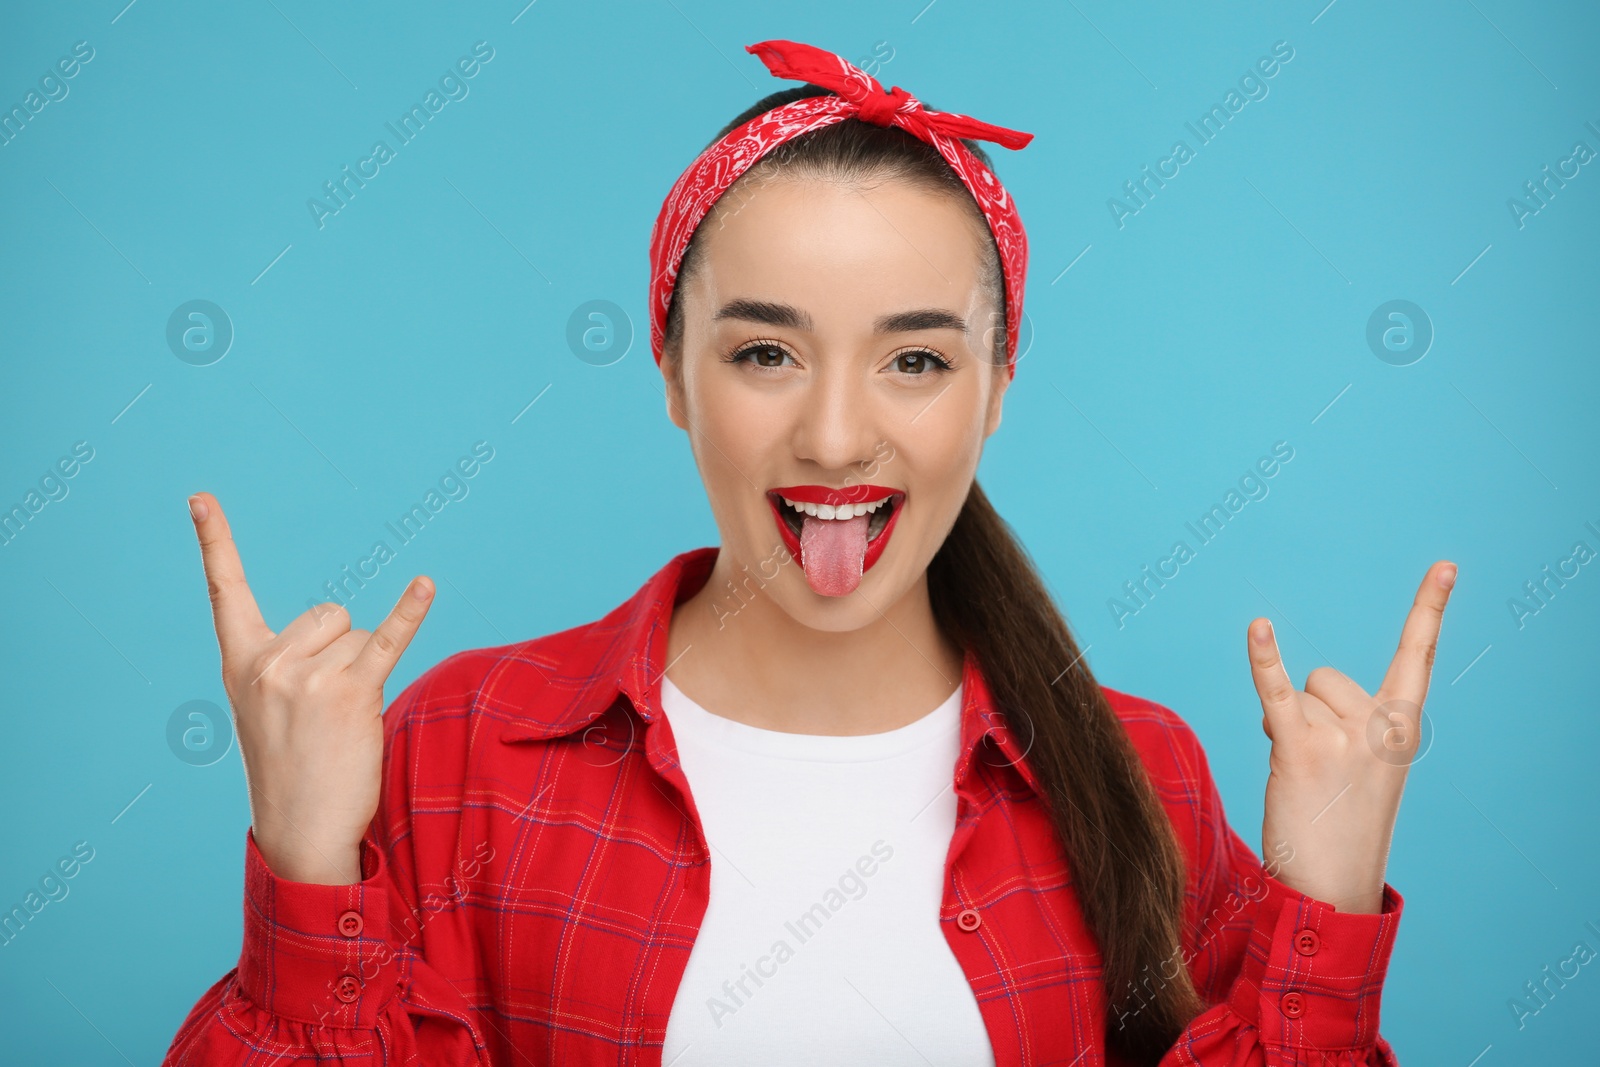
[766,484,905,577]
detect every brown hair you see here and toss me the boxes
[661,85,1205,1061]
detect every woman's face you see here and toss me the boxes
[663,173,1008,632]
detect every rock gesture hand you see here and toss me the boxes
[1247,561,1456,913]
[188,492,435,885]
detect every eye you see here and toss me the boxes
[890,349,954,375]
[727,342,795,369]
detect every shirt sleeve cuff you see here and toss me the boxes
[1225,872,1404,1050]
[236,829,403,1028]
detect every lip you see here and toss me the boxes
[767,483,905,578]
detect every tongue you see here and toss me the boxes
[799,513,871,596]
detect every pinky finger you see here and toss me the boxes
[1248,618,1308,742]
[350,577,435,685]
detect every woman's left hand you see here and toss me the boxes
[1248,560,1457,914]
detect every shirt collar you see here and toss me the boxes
[496,546,1043,799]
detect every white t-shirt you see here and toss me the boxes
[659,674,995,1066]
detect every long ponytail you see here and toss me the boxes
[928,482,1205,1060]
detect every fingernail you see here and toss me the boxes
[188,495,208,522]
[412,578,433,601]
[1252,620,1272,645]
[1438,564,1457,590]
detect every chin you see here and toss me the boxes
[754,528,931,634]
[766,568,908,633]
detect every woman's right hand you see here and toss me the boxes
[188,492,435,885]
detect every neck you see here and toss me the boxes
[665,547,964,735]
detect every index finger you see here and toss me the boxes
[189,492,272,657]
[1378,560,1457,706]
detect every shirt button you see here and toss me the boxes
[337,911,364,938]
[1279,991,1305,1018]
[1294,928,1320,956]
[334,974,362,1004]
[956,908,982,932]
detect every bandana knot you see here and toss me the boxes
[848,83,913,127]
[745,40,1034,151]
[648,39,1035,374]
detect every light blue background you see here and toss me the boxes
[2,0,1596,1061]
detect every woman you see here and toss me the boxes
[164,40,1454,1066]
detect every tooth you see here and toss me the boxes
[803,502,818,516]
[790,499,805,512]
[817,504,836,519]
[865,501,878,513]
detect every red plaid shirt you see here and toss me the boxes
[163,546,1404,1066]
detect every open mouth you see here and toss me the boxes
[771,491,897,541]
[766,484,906,595]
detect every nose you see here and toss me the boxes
[789,362,883,475]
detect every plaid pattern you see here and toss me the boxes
[163,546,1404,1066]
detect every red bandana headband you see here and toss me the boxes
[648,39,1035,376]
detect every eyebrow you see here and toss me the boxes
[713,298,968,335]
